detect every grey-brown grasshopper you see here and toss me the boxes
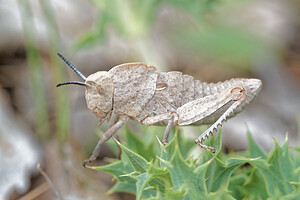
[56,53,262,167]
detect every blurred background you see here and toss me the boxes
[0,0,299,199]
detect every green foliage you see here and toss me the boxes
[89,127,300,199]
[74,0,161,49]
[74,0,272,68]
[18,0,70,142]
[18,0,50,140]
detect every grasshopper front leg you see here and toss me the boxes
[177,86,246,152]
[82,116,128,167]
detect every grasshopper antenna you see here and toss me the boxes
[56,81,86,87]
[57,53,87,81]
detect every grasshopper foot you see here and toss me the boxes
[195,140,216,153]
[82,155,97,167]
[162,140,168,146]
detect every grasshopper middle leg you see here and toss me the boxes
[142,113,177,146]
[162,117,175,145]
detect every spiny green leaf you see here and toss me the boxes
[125,126,156,161]
[147,162,171,185]
[143,189,163,200]
[89,150,137,194]
[148,177,166,193]
[214,128,223,155]
[108,181,136,194]
[228,173,249,199]
[135,162,170,199]
[176,128,195,158]
[282,182,300,200]
[159,130,177,167]
[279,134,296,182]
[90,125,300,199]
[89,155,134,181]
[165,144,208,199]
[115,139,150,173]
[249,139,294,197]
[164,185,186,200]
[231,167,268,199]
[247,131,267,159]
[207,185,235,200]
[207,154,253,192]
[136,173,151,200]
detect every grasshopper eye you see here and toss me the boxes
[86,81,104,95]
[96,84,104,95]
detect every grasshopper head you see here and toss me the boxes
[85,71,114,120]
[235,78,262,112]
[224,78,262,117]
[56,53,114,121]
[244,78,262,102]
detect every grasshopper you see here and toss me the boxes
[56,53,262,167]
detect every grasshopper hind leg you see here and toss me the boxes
[195,88,246,153]
[197,143,216,153]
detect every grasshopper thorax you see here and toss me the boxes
[85,71,114,119]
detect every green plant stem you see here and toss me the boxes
[40,0,70,143]
[18,0,50,140]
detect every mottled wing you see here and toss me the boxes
[109,63,158,117]
[156,71,183,110]
[182,74,195,104]
[136,72,195,124]
[194,80,204,99]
